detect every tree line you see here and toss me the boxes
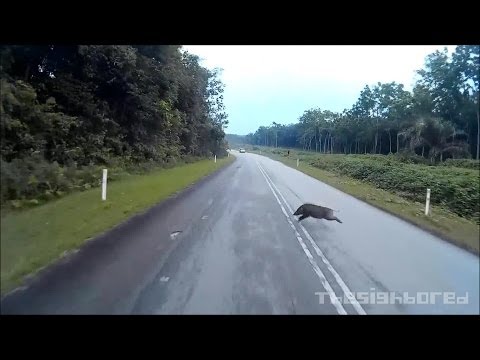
[244,46,479,162]
[1,45,229,167]
[0,45,229,205]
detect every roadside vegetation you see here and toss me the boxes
[1,45,229,212]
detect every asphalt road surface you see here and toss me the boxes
[1,151,479,314]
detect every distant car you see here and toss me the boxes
[239,148,246,153]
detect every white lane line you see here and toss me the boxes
[256,161,347,315]
[170,231,182,240]
[257,160,367,315]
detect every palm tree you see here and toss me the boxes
[400,117,469,162]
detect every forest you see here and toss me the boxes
[1,45,229,207]
[244,46,479,163]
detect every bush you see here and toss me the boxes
[389,151,431,165]
[439,158,480,170]
[310,156,479,222]
[1,155,105,208]
[0,152,215,211]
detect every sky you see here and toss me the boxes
[182,45,457,135]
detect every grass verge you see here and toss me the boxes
[249,147,479,256]
[0,156,235,295]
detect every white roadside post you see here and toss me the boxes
[214,155,217,163]
[425,188,431,215]
[297,158,299,167]
[102,169,108,201]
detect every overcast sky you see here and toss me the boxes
[182,45,457,135]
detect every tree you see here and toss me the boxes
[1,45,230,167]
[451,45,479,159]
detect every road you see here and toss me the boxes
[1,151,479,314]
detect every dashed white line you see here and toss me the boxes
[257,160,367,315]
[256,161,347,315]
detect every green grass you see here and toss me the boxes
[249,146,479,256]
[0,156,235,294]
